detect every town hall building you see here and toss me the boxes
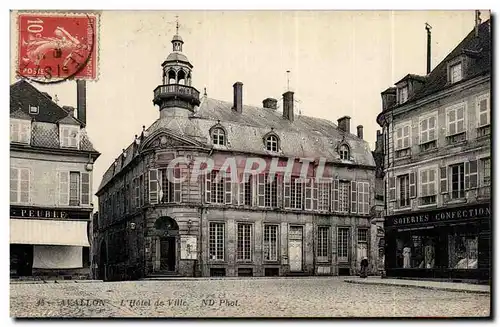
[95,28,377,280]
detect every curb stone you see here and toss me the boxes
[343,279,490,294]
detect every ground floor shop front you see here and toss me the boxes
[384,202,491,282]
[97,207,380,280]
[10,208,91,278]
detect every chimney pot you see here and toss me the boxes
[76,80,87,125]
[337,116,351,134]
[232,82,243,113]
[357,125,364,139]
[263,98,278,110]
[282,91,294,122]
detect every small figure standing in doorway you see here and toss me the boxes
[360,257,369,278]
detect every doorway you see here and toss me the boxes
[159,237,176,272]
[288,226,303,272]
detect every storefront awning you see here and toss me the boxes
[10,219,89,246]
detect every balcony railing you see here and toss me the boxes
[153,84,200,107]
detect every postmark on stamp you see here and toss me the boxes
[16,12,99,84]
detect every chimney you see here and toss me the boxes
[337,116,351,134]
[357,125,364,139]
[475,11,481,37]
[76,80,87,125]
[425,23,432,74]
[232,82,243,113]
[263,98,278,110]
[282,91,294,122]
[62,106,75,117]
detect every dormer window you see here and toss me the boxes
[398,86,408,104]
[10,119,31,144]
[450,62,463,83]
[265,135,279,152]
[339,144,350,160]
[211,127,226,146]
[60,125,80,148]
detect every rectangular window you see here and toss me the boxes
[69,172,80,206]
[206,171,228,204]
[448,234,478,269]
[419,114,437,145]
[10,120,31,144]
[450,163,465,199]
[481,158,491,186]
[263,225,278,261]
[209,222,224,261]
[450,62,462,83]
[134,178,140,208]
[419,167,437,205]
[358,228,368,243]
[158,168,182,203]
[337,228,349,262]
[338,181,350,213]
[398,174,410,208]
[304,178,318,211]
[395,124,411,150]
[446,104,466,137]
[317,180,331,212]
[477,94,490,127]
[290,177,304,210]
[10,167,30,203]
[237,223,252,262]
[60,126,79,148]
[81,172,90,205]
[317,226,329,262]
[238,173,253,206]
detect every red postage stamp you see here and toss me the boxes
[17,12,98,82]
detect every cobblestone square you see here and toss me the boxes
[10,278,490,318]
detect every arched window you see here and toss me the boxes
[177,70,186,85]
[211,128,226,146]
[339,144,350,160]
[168,70,176,84]
[266,135,279,152]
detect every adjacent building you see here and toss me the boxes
[10,80,100,279]
[377,19,491,281]
[95,30,378,280]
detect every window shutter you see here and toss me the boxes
[312,179,318,211]
[364,182,370,214]
[440,167,448,194]
[81,172,90,205]
[10,121,19,142]
[20,168,30,203]
[205,173,212,203]
[468,160,478,189]
[10,168,18,202]
[332,179,339,212]
[357,181,363,214]
[174,167,182,203]
[21,122,31,144]
[257,174,265,207]
[409,171,416,198]
[149,169,158,204]
[238,173,245,205]
[304,179,312,210]
[224,172,232,204]
[351,180,357,214]
[389,176,396,202]
[283,175,291,209]
[403,125,410,148]
[464,162,470,190]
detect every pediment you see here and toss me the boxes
[140,129,205,152]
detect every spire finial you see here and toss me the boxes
[175,15,180,35]
[286,70,291,91]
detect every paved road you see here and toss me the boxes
[10,278,490,318]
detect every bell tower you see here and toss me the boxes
[153,18,200,116]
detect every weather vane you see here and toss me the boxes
[175,15,180,34]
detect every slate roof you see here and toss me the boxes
[10,80,99,154]
[393,20,491,108]
[98,96,375,193]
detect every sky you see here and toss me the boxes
[9,10,491,206]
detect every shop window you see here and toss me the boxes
[449,163,465,199]
[448,234,478,269]
[237,224,252,262]
[395,234,436,269]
